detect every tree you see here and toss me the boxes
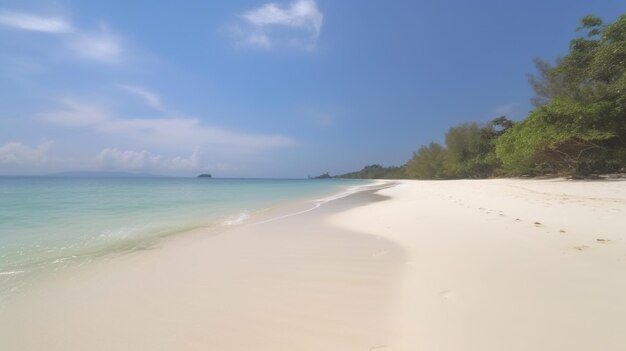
[487,116,515,137]
[444,123,491,177]
[406,142,447,179]
[443,117,514,178]
[405,116,514,179]
[496,100,616,174]
[497,15,626,176]
[336,164,407,179]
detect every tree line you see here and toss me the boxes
[326,15,625,180]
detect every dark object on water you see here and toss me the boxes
[310,172,332,179]
[197,174,212,178]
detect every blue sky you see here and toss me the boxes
[0,0,623,177]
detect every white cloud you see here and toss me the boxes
[118,84,162,109]
[41,99,295,152]
[68,29,123,63]
[233,0,323,50]
[165,148,200,170]
[98,148,160,170]
[41,98,108,127]
[246,31,271,48]
[97,148,200,171]
[0,140,53,165]
[244,0,322,30]
[0,9,123,64]
[0,11,72,33]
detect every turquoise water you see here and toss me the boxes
[0,177,368,293]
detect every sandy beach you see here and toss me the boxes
[1,179,626,350]
[0,186,405,351]
[331,178,626,350]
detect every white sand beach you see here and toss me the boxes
[1,179,625,350]
[330,178,626,350]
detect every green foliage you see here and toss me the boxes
[406,142,447,179]
[578,15,603,36]
[499,14,626,176]
[311,172,331,179]
[497,98,620,175]
[336,164,407,179]
[381,165,408,179]
[444,122,497,178]
[333,14,625,180]
[405,117,513,179]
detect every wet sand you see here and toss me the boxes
[2,178,626,350]
[0,187,404,351]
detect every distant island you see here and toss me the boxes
[310,172,331,179]
[311,165,406,179]
[197,174,212,178]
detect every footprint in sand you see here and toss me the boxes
[514,218,522,222]
[596,238,611,244]
[534,221,542,226]
[574,245,590,251]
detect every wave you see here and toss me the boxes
[222,212,249,226]
[0,270,24,276]
[253,180,382,225]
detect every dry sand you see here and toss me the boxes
[1,178,625,350]
[331,178,626,350]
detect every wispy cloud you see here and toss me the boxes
[0,11,72,33]
[0,140,53,165]
[41,98,108,127]
[0,9,123,63]
[118,84,162,109]
[69,29,123,63]
[97,148,199,171]
[41,98,295,152]
[231,0,323,50]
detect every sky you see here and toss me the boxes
[0,0,623,177]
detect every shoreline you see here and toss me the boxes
[1,178,625,350]
[0,181,405,351]
[0,179,380,302]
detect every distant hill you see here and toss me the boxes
[310,172,331,179]
[310,165,407,180]
[336,164,406,179]
[47,171,167,178]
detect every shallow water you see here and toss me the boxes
[0,176,367,295]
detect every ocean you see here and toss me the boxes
[0,176,368,298]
